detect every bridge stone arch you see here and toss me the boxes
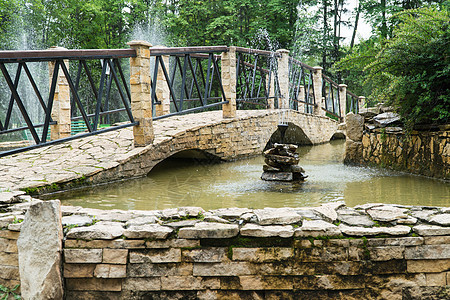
[265,123,314,151]
[89,110,340,185]
[0,109,342,193]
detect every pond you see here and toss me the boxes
[54,139,450,210]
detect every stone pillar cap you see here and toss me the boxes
[276,49,290,54]
[358,96,366,99]
[313,66,323,70]
[48,46,68,50]
[127,40,152,47]
[339,84,348,87]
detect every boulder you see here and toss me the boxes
[345,113,364,142]
[373,112,401,126]
[344,140,363,165]
[17,200,64,299]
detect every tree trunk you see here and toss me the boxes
[381,0,388,38]
[322,0,328,72]
[350,2,361,49]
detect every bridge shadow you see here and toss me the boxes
[168,149,222,162]
[264,122,314,151]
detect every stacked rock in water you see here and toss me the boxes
[261,143,307,181]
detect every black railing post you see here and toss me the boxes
[154,49,170,117]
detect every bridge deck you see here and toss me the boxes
[0,110,272,192]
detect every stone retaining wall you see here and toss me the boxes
[344,113,450,180]
[0,229,20,294]
[1,192,450,299]
[360,130,450,179]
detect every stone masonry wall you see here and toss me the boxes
[344,113,450,180]
[360,130,450,180]
[1,192,450,299]
[0,192,25,296]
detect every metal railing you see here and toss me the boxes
[322,74,341,119]
[149,46,228,120]
[0,45,363,157]
[235,47,280,109]
[0,49,137,157]
[346,90,360,114]
[288,57,315,113]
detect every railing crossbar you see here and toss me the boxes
[0,62,41,144]
[106,59,135,123]
[59,59,93,132]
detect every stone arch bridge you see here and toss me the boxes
[0,43,363,194]
[0,109,340,194]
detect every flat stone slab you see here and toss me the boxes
[367,205,408,222]
[210,208,252,219]
[339,224,411,236]
[164,220,199,229]
[261,171,293,181]
[254,208,301,225]
[123,224,173,239]
[66,221,124,240]
[161,207,205,219]
[311,203,344,222]
[178,222,239,239]
[413,224,450,236]
[295,209,322,220]
[429,214,450,226]
[62,215,93,227]
[125,216,159,227]
[409,209,439,222]
[295,220,341,237]
[0,191,26,205]
[240,224,294,238]
[339,214,375,227]
[265,154,300,166]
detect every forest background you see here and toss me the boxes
[0,0,448,127]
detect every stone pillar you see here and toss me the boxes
[298,85,305,112]
[312,66,325,116]
[358,96,366,112]
[154,47,170,117]
[48,47,71,141]
[338,84,347,118]
[266,73,275,110]
[127,40,154,146]
[17,200,64,299]
[276,49,290,109]
[221,46,237,118]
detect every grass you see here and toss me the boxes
[0,284,20,300]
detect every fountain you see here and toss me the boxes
[261,110,308,181]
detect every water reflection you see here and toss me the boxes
[55,140,450,210]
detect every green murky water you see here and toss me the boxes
[55,140,450,210]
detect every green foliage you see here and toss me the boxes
[339,5,450,129]
[0,284,20,300]
[162,0,298,49]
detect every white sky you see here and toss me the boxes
[340,0,373,44]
